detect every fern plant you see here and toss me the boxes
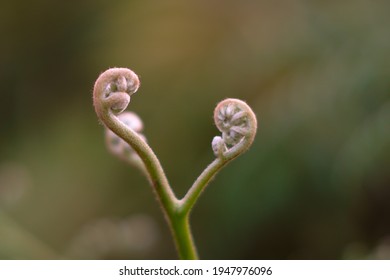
[93,67,257,259]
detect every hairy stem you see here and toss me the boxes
[106,111,178,212]
[103,111,198,259]
[180,158,226,214]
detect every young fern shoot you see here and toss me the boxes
[93,67,257,259]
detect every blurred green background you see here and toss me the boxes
[0,0,389,259]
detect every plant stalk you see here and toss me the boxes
[169,212,198,260]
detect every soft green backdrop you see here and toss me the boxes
[0,0,389,259]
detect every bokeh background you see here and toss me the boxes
[0,0,389,259]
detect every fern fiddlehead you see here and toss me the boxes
[93,68,258,259]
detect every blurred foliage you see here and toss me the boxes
[0,0,389,259]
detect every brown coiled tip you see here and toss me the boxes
[93,68,140,116]
[213,98,257,158]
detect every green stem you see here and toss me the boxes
[106,113,178,212]
[170,157,232,259]
[104,112,200,259]
[104,113,238,260]
[169,212,198,260]
[181,158,227,214]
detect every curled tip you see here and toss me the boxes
[212,98,257,159]
[93,68,140,116]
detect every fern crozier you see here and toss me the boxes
[213,98,257,159]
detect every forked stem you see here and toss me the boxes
[93,68,257,259]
